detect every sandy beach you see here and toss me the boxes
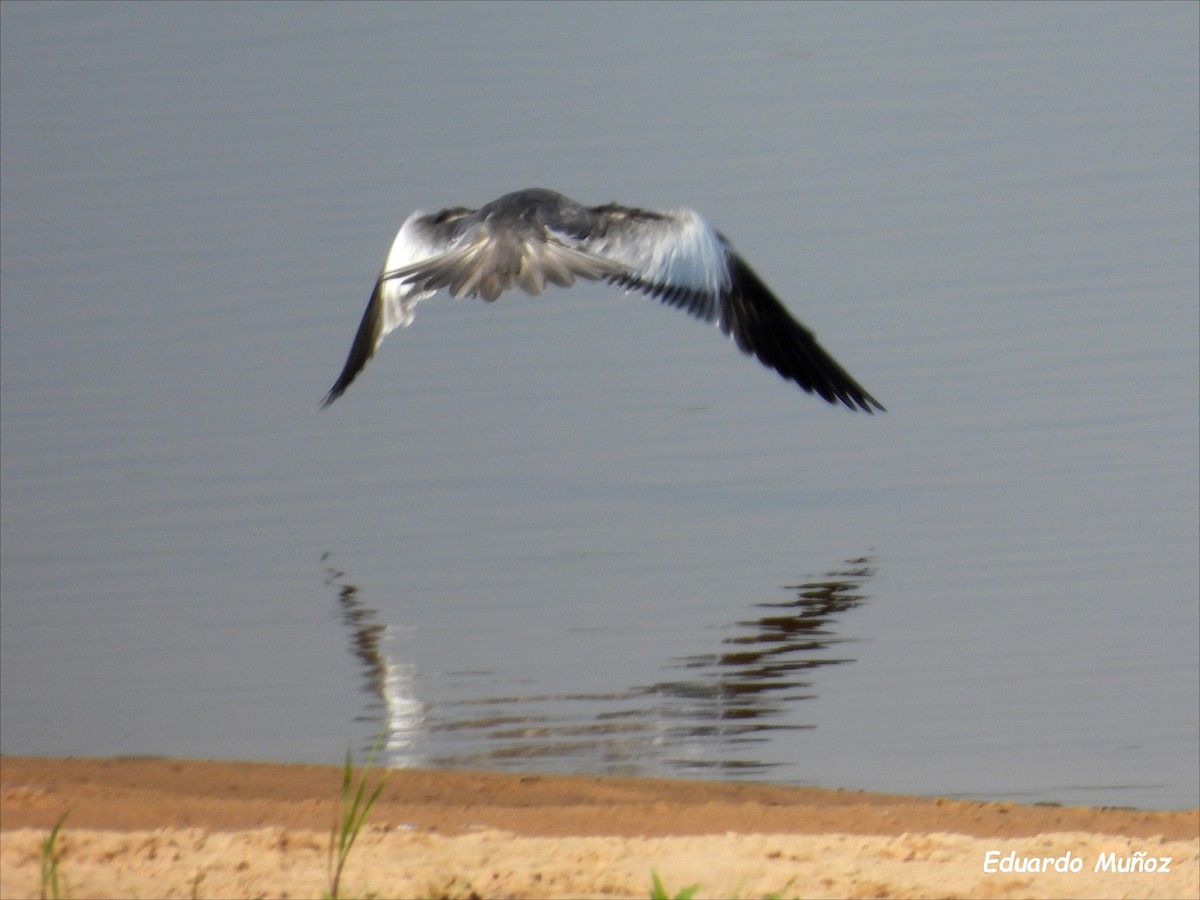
[1,755,1196,899]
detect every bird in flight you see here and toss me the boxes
[322,188,884,412]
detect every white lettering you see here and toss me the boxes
[1094,851,1172,873]
[986,848,1171,876]
[984,850,1083,874]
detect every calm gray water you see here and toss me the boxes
[2,2,1197,809]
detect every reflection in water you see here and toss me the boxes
[644,561,872,775]
[322,554,425,759]
[324,554,874,779]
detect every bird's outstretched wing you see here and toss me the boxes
[321,207,470,407]
[574,204,886,412]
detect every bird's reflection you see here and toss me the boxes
[639,559,873,774]
[324,554,874,779]
[323,554,425,761]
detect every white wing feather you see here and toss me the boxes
[378,210,444,337]
[574,208,731,299]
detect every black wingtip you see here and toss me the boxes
[320,280,384,410]
[319,386,342,409]
[720,254,885,414]
[319,351,361,409]
[850,392,886,414]
[319,353,365,409]
[822,381,885,414]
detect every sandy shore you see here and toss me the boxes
[1,756,1196,899]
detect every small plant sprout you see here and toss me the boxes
[650,869,700,900]
[39,810,70,900]
[325,733,389,900]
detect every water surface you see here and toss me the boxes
[2,2,1197,808]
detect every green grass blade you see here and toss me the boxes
[39,810,70,900]
[326,733,389,900]
[649,869,700,900]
